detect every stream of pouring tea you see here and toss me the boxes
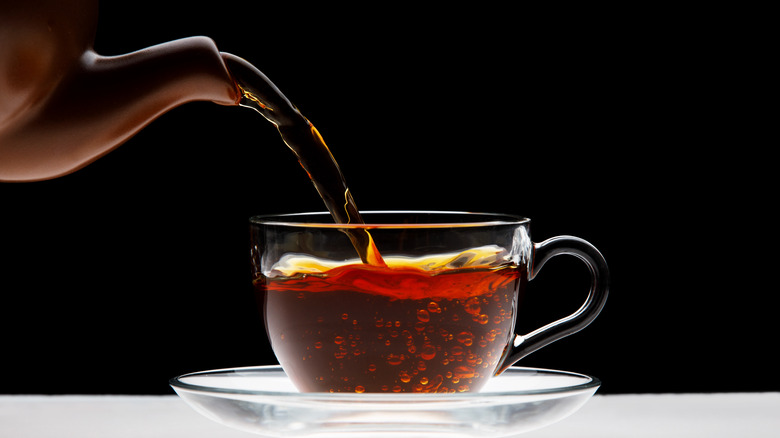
[221,54,384,266]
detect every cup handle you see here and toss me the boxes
[496,235,610,374]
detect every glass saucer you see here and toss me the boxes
[170,365,599,437]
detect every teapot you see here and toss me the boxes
[0,0,241,181]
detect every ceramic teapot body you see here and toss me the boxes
[0,0,239,181]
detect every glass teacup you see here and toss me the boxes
[250,211,608,393]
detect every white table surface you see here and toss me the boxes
[1,393,778,437]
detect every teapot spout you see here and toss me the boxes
[0,36,240,182]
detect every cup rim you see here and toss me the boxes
[249,210,529,229]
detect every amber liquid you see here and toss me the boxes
[221,54,384,265]
[257,252,525,393]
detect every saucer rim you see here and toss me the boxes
[169,364,600,399]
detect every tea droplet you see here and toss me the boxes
[427,301,441,313]
[341,313,349,320]
[417,309,430,322]
[355,385,365,393]
[314,341,323,349]
[477,314,489,325]
[334,336,345,344]
[368,363,377,372]
[399,370,412,383]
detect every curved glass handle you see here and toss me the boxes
[496,235,610,374]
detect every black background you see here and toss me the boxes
[1,3,773,395]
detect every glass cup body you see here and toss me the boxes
[249,211,608,394]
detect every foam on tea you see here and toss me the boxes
[257,245,526,393]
